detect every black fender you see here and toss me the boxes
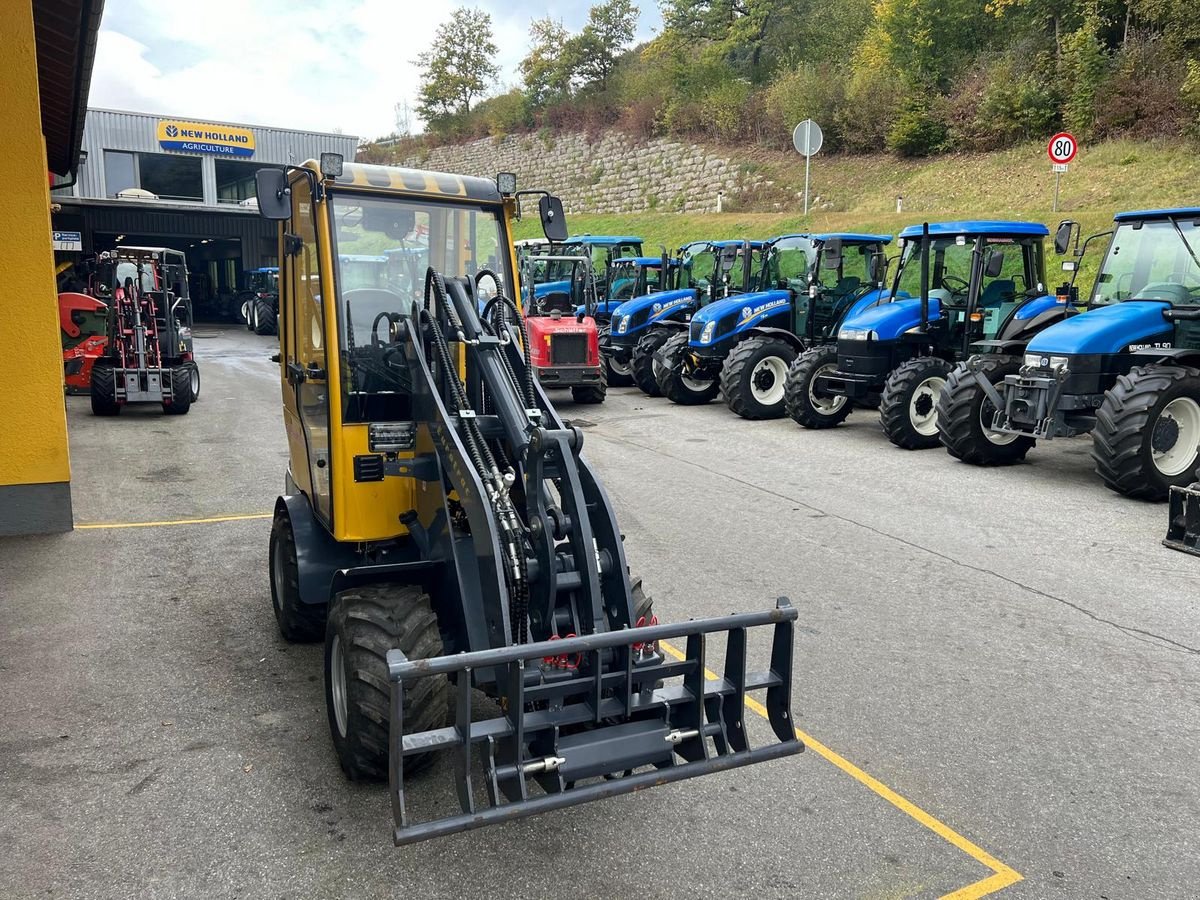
[996,305,1070,344]
[743,326,807,353]
[970,339,1028,356]
[1127,348,1200,369]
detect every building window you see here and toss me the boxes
[104,150,137,197]
[216,159,278,204]
[138,153,203,202]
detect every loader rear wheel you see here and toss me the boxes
[572,365,607,404]
[185,361,201,403]
[721,336,798,420]
[631,331,670,397]
[1092,364,1200,500]
[325,584,450,781]
[657,333,719,404]
[269,511,325,642]
[879,356,952,450]
[163,367,192,415]
[90,360,121,416]
[937,357,1033,465]
[254,299,277,336]
[785,345,851,429]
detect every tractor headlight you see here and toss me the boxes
[616,315,629,334]
[1023,352,1069,371]
[839,328,875,341]
[700,321,716,344]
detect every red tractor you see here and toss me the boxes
[519,252,606,404]
[58,290,108,394]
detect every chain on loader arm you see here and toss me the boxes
[379,266,802,845]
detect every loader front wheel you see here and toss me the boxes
[325,584,450,781]
[163,367,192,415]
[90,360,121,416]
[269,511,325,642]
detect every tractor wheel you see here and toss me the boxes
[937,357,1033,465]
[324,583,450,781]
[572,365,608,404]
[254,299,278,336]
[269,511,326,642]
[785,345,852,429]
[1092,364,1200,500]
[89,360,121,416]
[185,361,201,403]
[657,332,719,405]
[236,292,253,326]
[599,326,635,387]
[879,356,953,449]
[163,367,193,415]
[720,336,798,420]
[631,331,670,397]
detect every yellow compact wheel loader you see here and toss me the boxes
[255,155,802,845]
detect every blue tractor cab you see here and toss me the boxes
[659,233,892,417]
[559,234,644,312]
[962,208,1200,499]
[607,240,767,395]
[787,221,1054,448]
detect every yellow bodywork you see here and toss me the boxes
[278,161,521,544]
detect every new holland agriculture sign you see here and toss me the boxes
[156,119,255,157]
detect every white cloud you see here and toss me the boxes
[88,0,661,140]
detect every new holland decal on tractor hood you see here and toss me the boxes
[690,290,792,344]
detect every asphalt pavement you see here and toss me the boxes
[1,324,1197,899]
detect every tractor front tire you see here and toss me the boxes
[163,367,193,415]
[720,337,798,420]
[599,326,635,387]
[657,332,719,405]
[572,366,608,404]
[785,345,852,429]
[269,511,326,642]
[1092,364,1200,500]
[631,331,670,397]
[324,584,450,781]
[937,357,1033,465]
[254,299,278,336]
[90,360,121,416]
[879,356,953,450]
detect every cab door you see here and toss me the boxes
[281,176,333,525]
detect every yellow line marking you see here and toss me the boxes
[74,513,273,530]
[660,640,1022,899]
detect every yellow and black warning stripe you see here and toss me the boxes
[329,162,502,203]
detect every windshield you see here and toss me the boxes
[893,236,1039,306]
[112,261,157,293]
[767,239,817,291]
[330,192,510,422]
[1091,218,1200,306]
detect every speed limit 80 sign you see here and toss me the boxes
[1048,132,1078,165]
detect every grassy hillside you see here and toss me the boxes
[513,139,1200,286]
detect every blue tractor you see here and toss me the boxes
[658,233,891,417]
[607,240,766,396]
[787,221,1057,449]
[944,208,1200,499]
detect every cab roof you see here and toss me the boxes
[709,239,767,249]
[1113,208,1200,222]
[898,221,1049,238]
[331,161,502,203]
[812,233,893,244]
[611,256,670,267]
[566,235,644,245]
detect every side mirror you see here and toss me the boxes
[870,252,887,283]
[719,246,738,271]
[539,195,567,243]
[985,249,1005,279]
[1054,220,1076,256]
[255,170,291,221]
[821,237,843,270]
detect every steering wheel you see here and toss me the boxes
[941,275,970,294]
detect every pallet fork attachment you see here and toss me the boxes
[1164,481,1200,555]
[387,599,802,845]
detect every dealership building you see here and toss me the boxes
[51,108,358,315]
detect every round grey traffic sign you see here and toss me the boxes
[792,119,824,157]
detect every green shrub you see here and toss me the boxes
[886,101,947,156]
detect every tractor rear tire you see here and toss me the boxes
[657,332,719,405]
[90,360,121,416]
[163,367,193,415]
[721,336,798,420]
[1092,364,1200,500]
[785,345,852,429]
[631,331,670,397]
[572,366,608,404]
[236,292,253,326]
[879,356,953,450]
[324,584,450,781]
[937,357,1034,465]
[269,511,326,642]
[254,299,278,336]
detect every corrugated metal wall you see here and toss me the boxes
[70,108,359,202]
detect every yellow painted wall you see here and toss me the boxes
[0,2,72,487]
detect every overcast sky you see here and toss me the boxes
[88,0,662,141]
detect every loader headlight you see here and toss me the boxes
[839,328,875,341]
[1023,352,1069,371]
[700,321,716,344]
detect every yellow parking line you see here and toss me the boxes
[74,513,273,530]
[660,640,1022,899]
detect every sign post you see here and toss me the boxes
[792,119,824,215]
[1047,132,1077,213]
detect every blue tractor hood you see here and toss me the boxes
[575,299,626,318]
[840,296,940,341]
[612,288,695,322]
[691,289,792,330]
[534,280,570,299]
[1026,301,1172,355]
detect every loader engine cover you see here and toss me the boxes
[525,314,601,383]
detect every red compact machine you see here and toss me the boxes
[520,253,606,404]
[58,291,109,394]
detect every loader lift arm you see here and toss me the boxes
[381,267,803,844]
